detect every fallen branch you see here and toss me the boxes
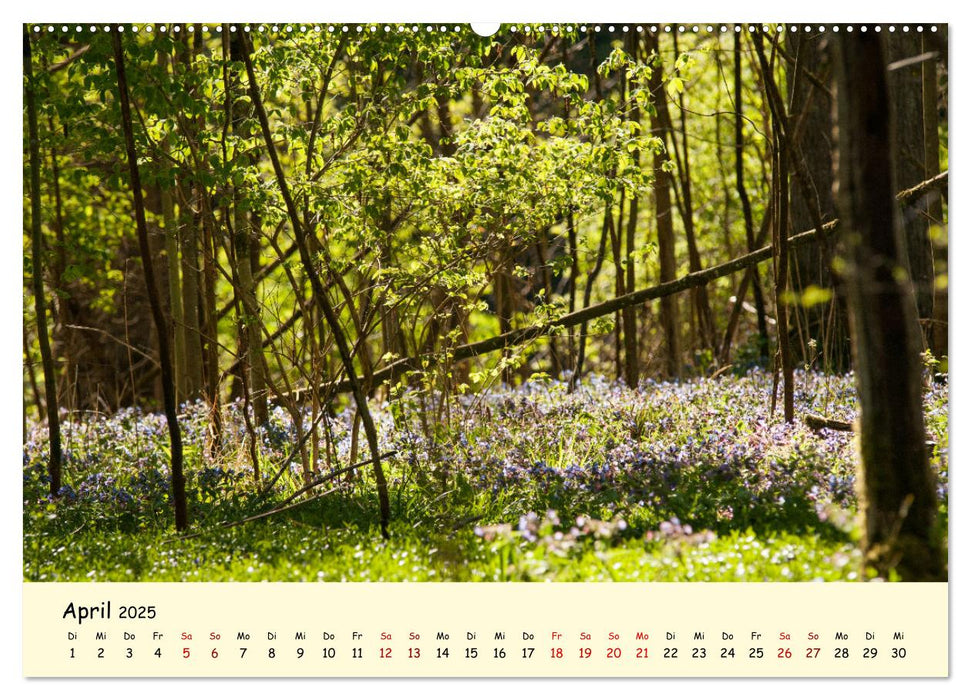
[804,413,854,432]
[166,486,342,542]
[276,170,948,405]
[278,451,397,507]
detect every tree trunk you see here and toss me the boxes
[922,36,947,360]
[752,32,794,422]
[888,34,935,345]
[671,32,715,353]
[571,206,611,389]
[727,32,769,364]
[609,194,627,382]
[112,27,188,531]
[773,129,794,424]
[158,51,185,404]
[201,200,222,452]
[24,30,62,497]
[178,26,204,400]
[833,32,943,581]
[785,32,850,372]
[227,29,268,425]
[621,30,640,387]
[645,32,681,378]
[239,32,391,539]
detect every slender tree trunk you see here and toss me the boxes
[178,27,204,400]
[671,32,715,353]
[565,210,580,370]
[571,207,611,389]
[620,31,640,387]
[112,27,188,531]
[753,32,794,422]
[888,34,934,344]
[535,230,563,377]
[201,202,222,452]
[610,194,627,382]
[227,29,268,425]
[645,32,681,378]
[24,31,62,497]
[922,37,947,359]
[773,129,794,423]
[562,39,580,373]
[239,32,391,539]
[721,33,769,365]
[834,32,943,581]
[609,63,627,383]
[159,48,185,404]
[623,191,640,387]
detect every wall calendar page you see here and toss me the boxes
[16,2,957,695]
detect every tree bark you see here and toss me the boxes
[834,32,943,581]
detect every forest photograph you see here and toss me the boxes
[22,23,948,583]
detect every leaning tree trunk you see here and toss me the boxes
[238,32,391,539]
[112,28,189,532]
[833,32,943,581]
[24,30,62,497]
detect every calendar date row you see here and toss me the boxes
[68,644,910,662]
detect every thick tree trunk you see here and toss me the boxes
[785,32,850,372]
[24,31,62,497]
[834,32,943,581]
[112,28,188,531]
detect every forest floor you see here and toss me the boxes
[23,369,949,582]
